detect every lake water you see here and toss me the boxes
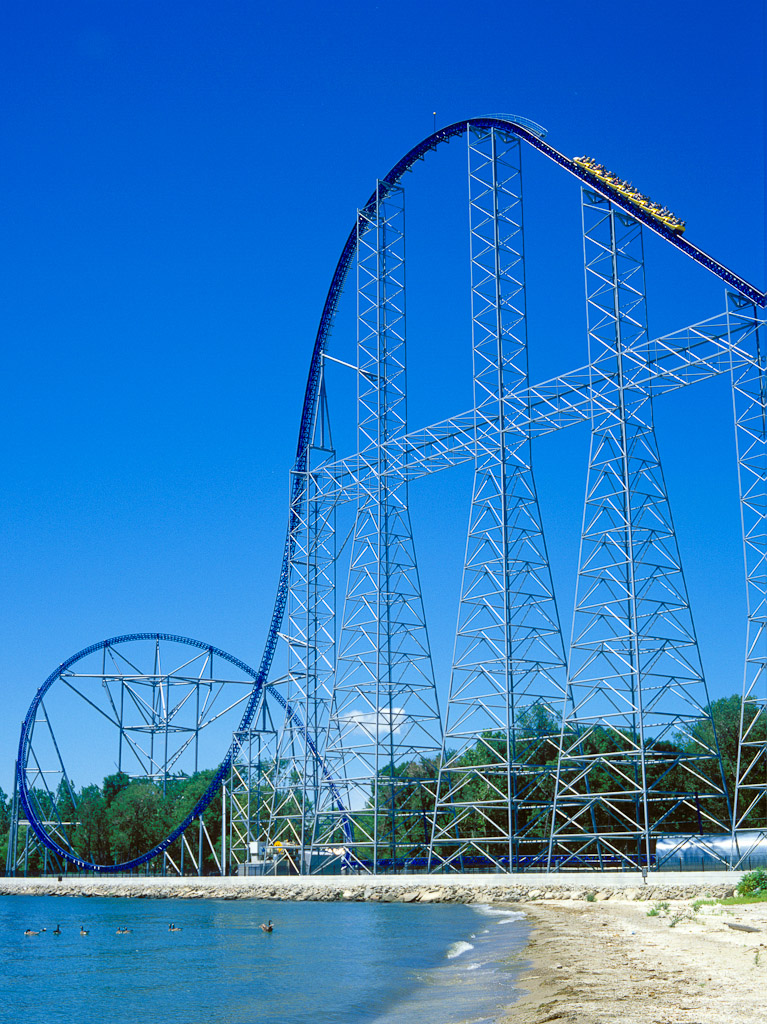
[0,896,529,1024]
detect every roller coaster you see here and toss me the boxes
[9,115,767,876]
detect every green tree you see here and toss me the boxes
[102,771,131,806]
[160,770,221,874]
[369,757,439,861]
[73,785,111,864]
[0,787,10,833]
[108,782,171,863]
[686,694,767,828]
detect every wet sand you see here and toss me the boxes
[504,898,767,1024]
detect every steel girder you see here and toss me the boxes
[312,184,442,871]
[307,310,763,504]
[548,190,730,870]
[429,127,567,872]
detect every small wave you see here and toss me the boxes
[465,962,481,971]
[472,903,526,922]
[446,940,475,959]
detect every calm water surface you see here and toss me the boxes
[0,895,529,1024]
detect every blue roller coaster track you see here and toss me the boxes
[17,116,765,873]
[18,634,351,872]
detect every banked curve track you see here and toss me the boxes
[18,116,766,872]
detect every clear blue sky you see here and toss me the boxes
[2,1,765,792]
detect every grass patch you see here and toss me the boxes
[692,899,716,912]
[647,900,669,917]
[689,892,767,909]
[719,893,767,906]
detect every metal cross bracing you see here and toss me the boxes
[16,118,767,878]
[307,308,763,505]
[227,706,280,874]
[731,291,767,866]
[15,634,269,873]
[264,375,339,870]
[282,309,763,874]
[547,189,731,871]
[310,182,443,872]
[429,126,568,872]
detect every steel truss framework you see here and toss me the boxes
[15,117,767,876]
[273,122,767,874]
[227,705,280,874]
[429,128,567,872]
[548,191,730,869]
[306,183,443,872]
[731,292,767,865]
[263,376,338,868]
[14,634,278,873]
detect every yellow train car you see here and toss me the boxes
[574,157,685,235]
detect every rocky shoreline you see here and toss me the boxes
[0,873,741,902]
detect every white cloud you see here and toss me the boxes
[339,706,406,735]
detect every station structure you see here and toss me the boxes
[9,116,767,876]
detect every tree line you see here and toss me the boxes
[2,693,764,874]
[3,769,227,876]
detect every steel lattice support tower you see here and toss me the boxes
[549,190,730,869]
[228,700,280,874]
[429,127,568,873]
[730,290,767,865]
[313,182,442,871]
[266,378,337,866]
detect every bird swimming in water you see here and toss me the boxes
[260,920,273,933]
[80,925,89,936]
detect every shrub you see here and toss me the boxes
[736,869,767,897]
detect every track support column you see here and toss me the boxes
[315,182,442,872]
[266,374,337,872]
[429,126,567,873]
[730,291,767,865]
[550,190,730,870]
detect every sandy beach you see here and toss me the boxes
[506,897,767,1024]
